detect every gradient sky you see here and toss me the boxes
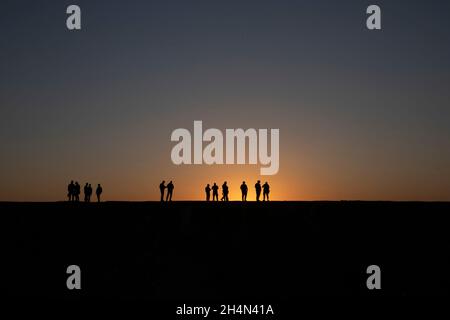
[1,0,450,201]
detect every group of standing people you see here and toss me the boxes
[204,182,230,201]
[68,179,270,202]
[254,180,270,202]
[67,180,103,202]
[205,180,270,202]
[204,183,219,201]
[159,180,174,201]
[157,180,270,201]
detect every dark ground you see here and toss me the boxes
[2,201,449,300]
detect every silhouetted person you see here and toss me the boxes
[212,183,219,201]
[263,182,270,201]
[96,184,103,202]
[240,181,248,201]
[87,184,93,202]
[255,180,262,201]
[67,180,75,202]
[205,184,211,201]
[84,183,89,202]
[221,181,229,201]
[166,181,174,201]
[159,180,166,202]
[74,182,80,202]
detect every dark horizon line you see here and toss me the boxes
[1,200,449,204]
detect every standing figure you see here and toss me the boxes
[221,181,229,201]
[240,181,248,201]
[166,181,174,201]
[74,182,80,202]
[262,182,270,201]
[205,184,211,201]
[159,180,166,202]
[212,183,219,201]
[84,183,89,202]
[255,180,261,202]
[87,184,93,202]
[96,184,103,202]
[67,180,75,202]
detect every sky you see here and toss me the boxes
[1,0,450,201]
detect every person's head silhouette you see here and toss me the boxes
[207,184,210,187]
[242,181,246,184]
[257,180,260,183]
